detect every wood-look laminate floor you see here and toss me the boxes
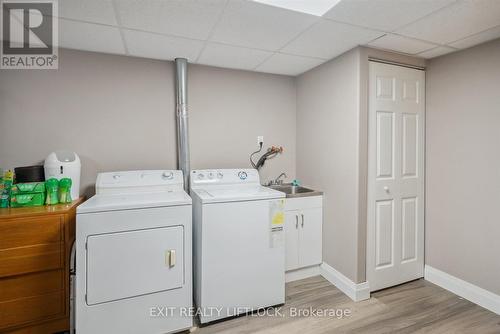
[194,276,500,334]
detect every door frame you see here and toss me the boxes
[366,60,426,293]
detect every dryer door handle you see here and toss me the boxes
[166,250,176,267]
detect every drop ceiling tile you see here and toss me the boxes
[418,46,457,59]
[210,0,318,51]
[256,53,324,76]
[324,0,456,32]
[58,0,117,25]
[282,19,383,59]
[59,19,125,54]
[397,0,500,45]
[368,34,436,55]
[449,25,500,49]
[123,30,204,61]
[115,0,227,40]
[197,43,272,70]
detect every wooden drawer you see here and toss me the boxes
[0,243,63,277]
[0,270,64,302]
[0,215,64,250]
[0,291,64,329]
[2,318,69,334]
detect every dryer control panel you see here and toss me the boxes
[96,170,184,194]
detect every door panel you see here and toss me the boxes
[375,200,394,268]
[367,62,425,292]
[376,76,395,100]
[285,211,299,271]
[402,80,419,103]
[376,112,395,178]
[298,208,322,268]
[402,114,418,178]
[401,197,418,263]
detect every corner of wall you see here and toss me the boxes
[355,47,369,284]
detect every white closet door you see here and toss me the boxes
[367,61,425,292]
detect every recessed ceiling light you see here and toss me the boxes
[253,0,342,16]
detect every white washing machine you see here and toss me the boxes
[75,170,192,334]
[190,169,286,324]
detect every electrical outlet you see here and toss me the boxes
[257,136,264,146]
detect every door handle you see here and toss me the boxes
[166,250,176,267]
[301,214,304,227]
[295,215,299,229]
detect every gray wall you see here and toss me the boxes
[0,49,296,197]
[426,38,500,295]
[296,48,361,282]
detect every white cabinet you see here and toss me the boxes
[284,196,322,271]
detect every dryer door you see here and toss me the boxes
[86,226,184,305]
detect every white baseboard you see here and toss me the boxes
[285,265,320,283]
[320,262,370,302]
[425,265,500,315]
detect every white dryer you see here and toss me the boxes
[76,170,192,334]
[190,169,286,324]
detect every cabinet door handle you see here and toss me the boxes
[301,214,304,227]
[295,215,299,229]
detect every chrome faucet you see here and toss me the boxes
[268,172,287,186]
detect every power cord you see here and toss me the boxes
[250,145,283,170]
[250,142,263,169]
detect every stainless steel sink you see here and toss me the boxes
[267,184,323,198]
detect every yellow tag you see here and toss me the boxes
[272,212,284,226]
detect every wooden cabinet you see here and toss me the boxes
[0,199,83,334]
[284,196,322,271]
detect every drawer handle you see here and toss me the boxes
[166,250,176,267]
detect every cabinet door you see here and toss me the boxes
[298,208,322,267]
[284,211,300,271]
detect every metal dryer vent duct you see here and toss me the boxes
[175,58,190,191]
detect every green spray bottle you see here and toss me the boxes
[45,178,59,205]
[58,178,72,204]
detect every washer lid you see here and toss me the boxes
[77,191,192,214]
[191,185,285,204]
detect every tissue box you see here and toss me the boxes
[11,182,46,194]
[10,192,46,207]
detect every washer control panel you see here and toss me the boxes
[191,169,259,185]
